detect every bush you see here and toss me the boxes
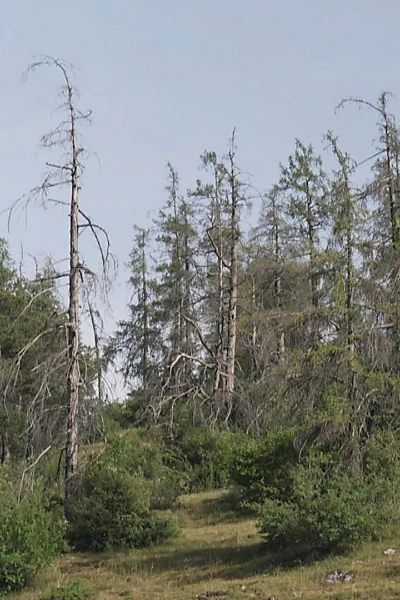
[229,427,299,510]
[104,430,181,509]
[68,463,179,552]
[364,429,400,481]
[102,425,247,497]
[41,579,89,600]
[176,427,247,492]
[258,461,383,558]
[0,478,67,593]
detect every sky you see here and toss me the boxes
[1,0,399,397]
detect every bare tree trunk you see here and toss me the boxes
[226,236,238,398]
[340,95,400,352]
[271,190,285,361]
[88,303,104,406]
[193,144,243,421]
[1,431,10,464]
[250,274,259,374]
[305,180,318,310]
[172,172,184,355]
[141,236,149,389]
[65,111,80,514]
[183,208,192,382]
[212,170,226,408]
[20,56,112,515]
[226,138,239,403]
[381,98,400,354]
[305,179,321,349]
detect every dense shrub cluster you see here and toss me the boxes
[175,427,247,492]
[67,461,179,552]
[101,426,248,496]
[229,427,299,510]
[0,477,66,594]
[0,430,184,594]
[227,427,400,558]
[258,463,380,557]
[4,420,399,597]
[102,430,182,509]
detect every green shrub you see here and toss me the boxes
[148,470,182,510]
[258,461,382,558]
[177,428,247,492]
[229,427,299,510]
[0,478,67,594]
[363,429,400,480]
[104,431,181,509]
[41,579,89,600]
[104,425,248,497]
[105,430,152,474]
[68,463,179,552]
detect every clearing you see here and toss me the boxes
[9,490,400,599]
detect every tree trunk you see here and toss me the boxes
[272,191,285,361]
[226,227,238,399]
[226,170,239,402]
[331,134,361,473]
[212,173,226,408]
[22,57,105,517]
[381,97,400,353]
[182,206,192,387]
[250,274,259,374]
[65,112,80,516]
[1,431,10,464]
[88,304,104,407]
[305,179,320,348]
[140,232,149,389]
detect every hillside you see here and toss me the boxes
[9,490,400,600]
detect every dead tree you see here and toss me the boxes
[12,56,113,516]
[225,132,240,402]
[195,133,245,421]
[338,94,400,350]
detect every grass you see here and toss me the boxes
[8,489,400,600]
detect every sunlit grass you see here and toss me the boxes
[8,489,400,600]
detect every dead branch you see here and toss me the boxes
[179,312,214,357]
[18,445,52,502]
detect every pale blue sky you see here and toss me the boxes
[1,0,399,394]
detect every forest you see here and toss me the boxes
[2,56,400,599]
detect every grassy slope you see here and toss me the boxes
[9,490,400,600]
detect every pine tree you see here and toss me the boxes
[107,227,161,394]
[278,140,330,343]
[154,164,198,399]
[326,132,368,471]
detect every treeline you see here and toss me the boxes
[2,54,400,595]
[109,95,400,472]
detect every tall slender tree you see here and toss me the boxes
[15,56,112,515]
[107,226,161,393]
[189,135,245,421]
[278,140,330,343]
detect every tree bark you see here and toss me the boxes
[212,168,226,407]
[65,91,80,516]
[88,303,104,407]
[271,190,285,361]
[226,144,239,402]
[1,431,10,464]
